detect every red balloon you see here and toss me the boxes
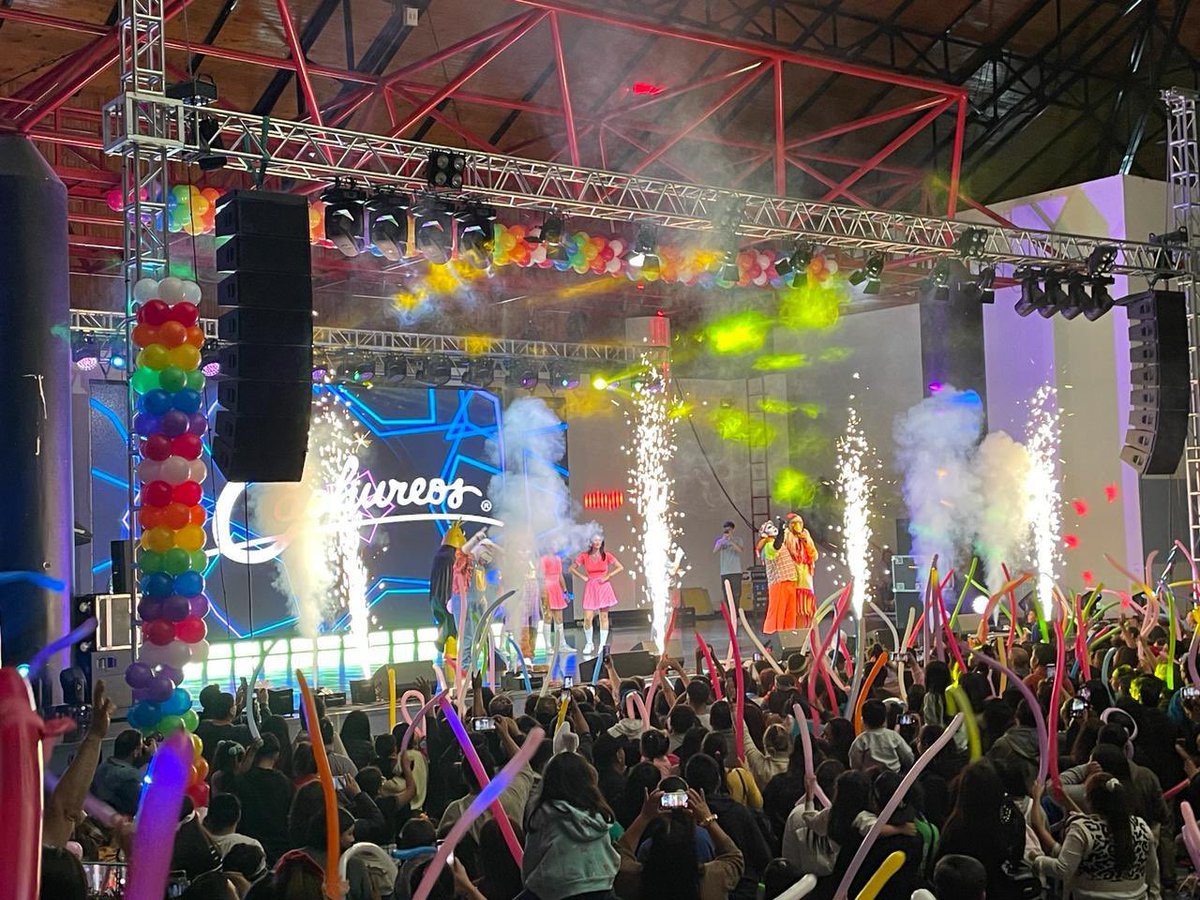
[176,615,207,644]
[186,781,210,809]
[142,434,173,462]
[139,300,171,327]
[143,480,173,507]
[170,302,200,328]
[172,481,203,506]
[171,433,203,460]
[142,619,176,646]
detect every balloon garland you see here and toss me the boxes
[125,275,212,809]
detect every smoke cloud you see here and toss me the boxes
[974,431,1033,588]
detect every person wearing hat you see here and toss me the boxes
[756,513,818,637]
[428,522,467,653]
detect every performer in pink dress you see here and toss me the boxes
[569,534,624,655]
[541,553,568,650]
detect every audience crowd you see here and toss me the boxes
[38,616,1200,900]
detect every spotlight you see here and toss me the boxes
[952,227,987,259]
[425,149,466,190]
[848,253,884,294]
[456,202,497,269]
[352,357,377,383]
[418,356,453,386]
[200,338,221,377]
[1040,272,1068,318]
[196,117,227,171]
[312,362,329,383]
[462,359,497,388]
[427,150,465,189]
[321,180,367,258]
[773,240,814,279]
[1059,275,1090,320]
[1086,244,1118,275]
[508,366,538,390]
[718,250,740,284]
[106,335,127,370]
[954,265,996,304]
[1013,268,1047,317]
[1084,276,1115,321]
[530,215,568,262]
[550,365,580,390]
[592,375,610,391]
[931,259,952,289]
[413,198,454,264]
[366,190,411,262]
[71,334,99,371]
[626,223,660,275]
[385,357,409,382]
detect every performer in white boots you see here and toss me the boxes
[541,551,569,650]
[570,533,624,655]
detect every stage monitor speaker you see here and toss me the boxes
[748,565,768,612]
[214,190,313,484]
[267,687,295,716]
[608,650,657,677]
[777,630,809,652]
[91,648,135,712]
[373,661,443,693]
[110,539,134,594]
[1120,290,1187,475]
[894,591,923,633]
[349,679,377,705]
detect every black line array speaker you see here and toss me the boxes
[1119,290,1187,475]
[213,190,313,482]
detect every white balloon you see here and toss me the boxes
[179,280,202,304]
[133,278,161,302]
[159,276,185,302]
[824,259,839,274]
[140,640,190,669]
[161,455,191,485]
[190,639,210,664]
[187,459,208,484]
[138,459,164,483]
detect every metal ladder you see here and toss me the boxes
[1164,89,1200,553]
[746,376,772,527]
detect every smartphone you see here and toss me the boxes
[1044,663,1056,679]
[1183,686,1200,700]
[1070,698,1087,716]
[333,775,347,790]
[899,714,916,726]
[563,675,574,689]
[660,791,689,810]
[1078,686,1091,701]
[471,716,496,733]
[753,653,763,662]
[436,839,454,866]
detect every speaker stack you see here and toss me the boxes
[1119,290,1188,475]
[213,190,314,482]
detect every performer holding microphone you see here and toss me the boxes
[757,512,818,636]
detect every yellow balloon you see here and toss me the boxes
[137,344,171,371]
[854,851,907,900]
[167,343,201,370]
[190,733,203,758]
[175,524,206,552]
[140,526,175,553]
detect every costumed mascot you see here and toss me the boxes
[757,512,818,635]
[428,522,467,654]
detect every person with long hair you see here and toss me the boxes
[745,723,791,789]
[936,759,1028,900]
[701,732,761,810]
[339,710,376,772]
[1030,773,1156,899]
[615,788,744,900]
[922,660,967,752]
[615,761,663,828]
[522,752,620,900]
[569,534,624,655]
[820,717,856,769]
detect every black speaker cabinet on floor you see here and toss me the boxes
[213,190,313,483]
[1119,290,1187,475]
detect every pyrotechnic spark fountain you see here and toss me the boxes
[625,362,679,653]
[837,408,874,616]
[316,395,371,670]
[1026,385,1062,620]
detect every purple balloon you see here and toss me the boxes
[125,661,155,690]
[131,687,153,703]
[157,664,186,685]
[161,409,190,437]
[187,593,209,618]
[136,597,164,622]
[161,594,191,622]
[147,674,176,703]
[133,412,162,436]
[188,412,208,436]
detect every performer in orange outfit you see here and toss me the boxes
[758,512,818,634]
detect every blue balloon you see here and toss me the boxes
[174,570,204,597]
[127,700,161,730]
[140,571,174,598]
[142,389,172,416]
[171,389,202,415]
[133,412,162,436]
[160,687,192,716]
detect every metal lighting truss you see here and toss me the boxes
[69,309,643,364]
[102,91,1174,279]
[1164,88,1200,554]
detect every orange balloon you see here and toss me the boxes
[159,320,187,348]
[162,502,190,530]
[185,326,205,349]
[138,506,165,529]
[190,756,209,786]
[132,324,160,348]
[189,506,208,526]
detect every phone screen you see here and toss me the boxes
[1044,664,1056,679]
[899,714,916,726]
[471,717,496,733]
[563,676,574,689]
[660,791,689,809]
[1183,686,1200,700]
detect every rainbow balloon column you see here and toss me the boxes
[123,275,213,808]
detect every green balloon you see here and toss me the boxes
[130,367,160,395]
[181,708,199,732]
[137,549,165,573]
[157,714,185,735]
[185,370,206,392]
[159,366,187,393]
[163,547,191,575]
[188,550,208,572]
